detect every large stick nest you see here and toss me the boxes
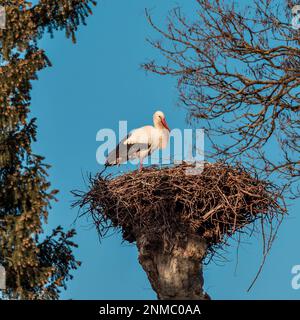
[74,162,285,254]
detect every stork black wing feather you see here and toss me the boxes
[105,133,150,166]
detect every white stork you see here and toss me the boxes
[105,111,170,170]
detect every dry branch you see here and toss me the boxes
[143,0,300,197]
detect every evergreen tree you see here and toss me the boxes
[0,0,96,299]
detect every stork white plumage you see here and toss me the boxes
[105,111,170,170]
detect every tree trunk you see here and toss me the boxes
[136,233,210,300]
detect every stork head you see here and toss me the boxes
[153,110,170,132]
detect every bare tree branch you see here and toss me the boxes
[143,0,300,197]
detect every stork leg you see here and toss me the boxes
[139,161,143,171]
[139,158,144,171]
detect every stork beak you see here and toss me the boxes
[161,118,170,132]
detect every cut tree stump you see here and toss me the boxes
[137,233,210,300]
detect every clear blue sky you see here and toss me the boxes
[30,0,300,299]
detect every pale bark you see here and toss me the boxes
[136,233,210,300]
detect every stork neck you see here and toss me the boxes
[153,118,164,130]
